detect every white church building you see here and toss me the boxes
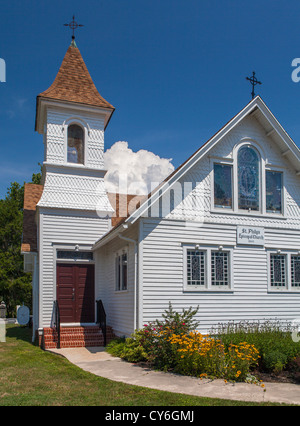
[22,40,300,348]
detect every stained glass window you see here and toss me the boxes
[266,171,282,213]
[238,146,260,211]
[270,254,286,287]
[68,124,84,164]
[187,250,206,286]
[211,251,229,286]
[214,164,233,209]
[291,256,300,287]
[57,251,93,260]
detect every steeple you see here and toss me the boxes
[35,43,114,132]
[35,40,115,213]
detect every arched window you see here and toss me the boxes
[67,124,84,164]
[238,145,260,211]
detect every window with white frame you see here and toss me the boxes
[238,145,260,211]
[270,254,287,288]
[268,251,300,291]
[213,164,233,209]
[212,142,284,215]
[266,171,283,214]
[211,251,230,287]
[184,246,232,291]
[115,252,128,291]
[291,255,300,288]
[67,124,84,164]
[57,250,93,261]
[186,250,206,287]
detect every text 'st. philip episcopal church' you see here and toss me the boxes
[22,39,300,348]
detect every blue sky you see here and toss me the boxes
[1,0,300,198]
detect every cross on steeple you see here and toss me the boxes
[246,71,262,99]
[64,15,84,41]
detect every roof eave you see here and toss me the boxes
[92,223,129,251]
[122,96,300,226]
[35,96,115,133]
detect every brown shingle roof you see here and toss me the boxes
[21,185,145,252]
[107,193,146,227]
[37,43,114,110]
[21,184,43,253]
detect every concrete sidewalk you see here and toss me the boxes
[48,346,300,405]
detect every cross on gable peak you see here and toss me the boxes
[246,71,262,100]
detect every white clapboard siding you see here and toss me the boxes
[39,210,110,327]
[131,113,300,332]
[95,225,138,337]
[140,218,300,333]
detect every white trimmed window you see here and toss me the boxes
[268,251,300,292]
[67,124,84,164]
[186,250,206,287]
[184,245,233,291]
[270,254,287,288]
[291,255,300,288]
[211,251,230,287]
[213,163,233,209]
[115,252,128,291]
[212,141,285,217]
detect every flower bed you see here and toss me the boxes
[212,320,300,383]
[107,304,263,383]
[169,332,260,382]
[107,305,300,384]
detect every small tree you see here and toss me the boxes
[0,167,42,316]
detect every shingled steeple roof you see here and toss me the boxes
[37,42,114,110]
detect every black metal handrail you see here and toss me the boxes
[53,300,61,349]
[96,300,107,346]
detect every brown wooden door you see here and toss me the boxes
[56,264,95,323]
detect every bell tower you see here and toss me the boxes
[34,39,115,331]
[35,40,115,214]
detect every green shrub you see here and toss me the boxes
[263,350,288,374]
[211,320,300,374]
[111,303,199,369]
[141,303,199,370]
[121,331,149,363]
[106,337,126,357]
[106,335,148,362]
[109,308,265,383]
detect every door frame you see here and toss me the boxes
[56,263,95,324]
[53,243,96,325]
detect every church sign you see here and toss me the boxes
[237,226,265,246]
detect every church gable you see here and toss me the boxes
[125,97,300,229]
[166,112,300,227]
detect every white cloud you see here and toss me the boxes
[104,141,175,195]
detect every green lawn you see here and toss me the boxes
[0,325,282,406]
